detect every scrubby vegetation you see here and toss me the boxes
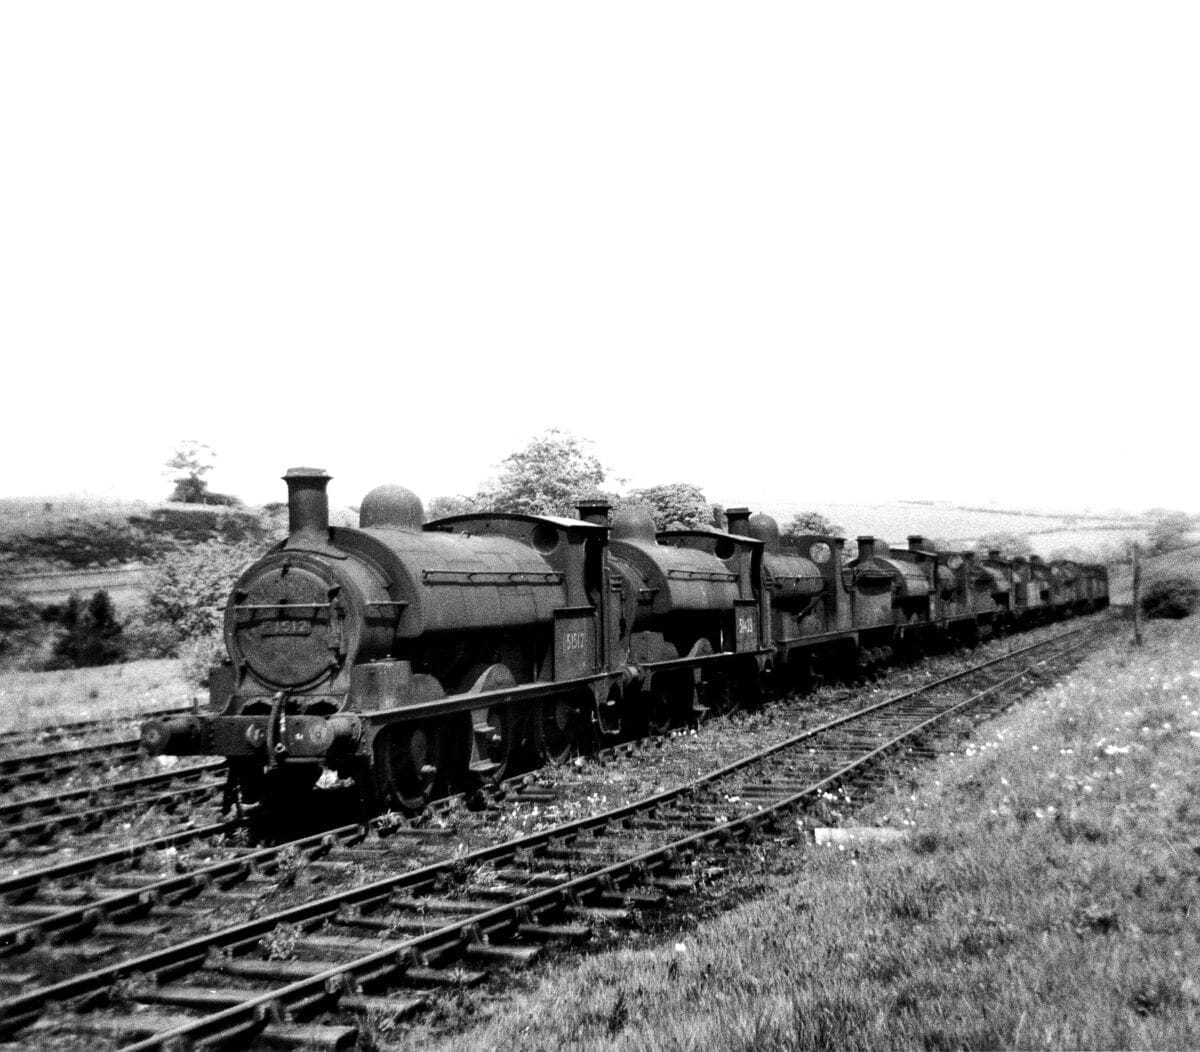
[0,584,45,665]
[128,538,263,683]
[0,537,266,677]
[1142,575,1200,620]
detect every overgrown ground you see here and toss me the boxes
[409,618,1200,1051]
[1107,542,1200,606]
[0,658,190,732]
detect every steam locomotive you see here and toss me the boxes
[141,468,1109,813]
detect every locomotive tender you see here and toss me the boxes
[141,468,1109,812]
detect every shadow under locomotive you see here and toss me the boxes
[141,468,1108,822]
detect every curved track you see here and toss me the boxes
[0,622,1103,1048]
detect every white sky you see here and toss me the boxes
[2,3,1196,516]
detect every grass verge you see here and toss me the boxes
[0,658,190,733]
[407,619,1200,1051]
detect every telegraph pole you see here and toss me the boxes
[1132,542,1143,646]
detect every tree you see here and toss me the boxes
[780,511,844,545]
[426,494,482,521]
[622,483,714,531]
[48,590,125,669]
[477,430,610,517]
[975,532,1034,559]
[165,441,216,504]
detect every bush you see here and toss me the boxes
[179,631,225,686]
[0,584,38,633]
[1141,575,1200,619]
[140,539,265,656]
[0,584,44,665]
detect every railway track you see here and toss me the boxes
[0,707,193,752]
[0,737,152,792]
[0,760,227,853]
[0,621,1103,1049]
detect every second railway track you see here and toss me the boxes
[0,620,1106,1049]
[0,760,227,855]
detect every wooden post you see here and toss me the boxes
[1132,542,1143,646]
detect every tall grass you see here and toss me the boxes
[0,658,191,732]
[408,620,1200,1050]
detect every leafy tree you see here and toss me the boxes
[477,430,609,517]
[975,532,1034,559]
[165,440,217,504]
[426,494,482,521]
[622,483,714,531]
[780,511,844,544]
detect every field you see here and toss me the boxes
[410,618,1200,1051]
[0,657,191,733]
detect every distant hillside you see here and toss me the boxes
[0,492,1176,578]
[755,500,1149,558]
[0,496,369,576]
[0,498,276,575]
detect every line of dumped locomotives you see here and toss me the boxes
[142,468,1109,814]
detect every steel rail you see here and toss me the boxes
[0,819,238,897]
[0,762,227,854]
[0,760,225,822]
[0,623,1098,1045]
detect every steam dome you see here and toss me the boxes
[359,485,425,531]
[610,506,657,543]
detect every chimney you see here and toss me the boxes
[857,535,876,561]
[725,507,752,537]
[908,535,926,551]
[284,467,331,538]
[576,499,611,526]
